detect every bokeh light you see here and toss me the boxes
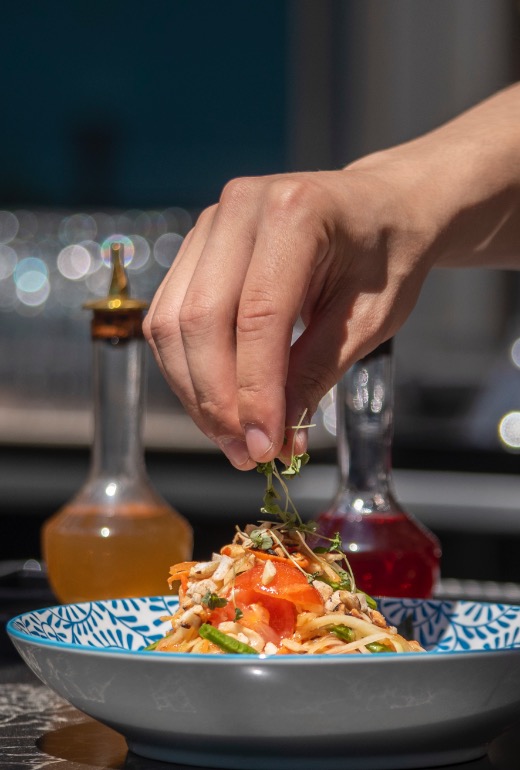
[0,244,17,279]
[127,234,151,271]
[16,280,50,307]
[141,211,167,240]
[15,257,48,292]
[80,240,103,274]
[0,208,196,316]
[57,244,92,280]
[163,206,193,234]
[510,338,520,369]
[153,232,184,268]
[59,213,97,245]
[101,234,134,266]
[14,257,50,307]
[498,411,520,450]
[92,212,116,240]
[0,211,19,244]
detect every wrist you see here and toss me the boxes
[347,84,520,270]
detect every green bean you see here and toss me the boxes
[328,624,355,643]
[199,623,257,654]
[366,641,393,653]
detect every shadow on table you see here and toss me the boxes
[36,715,520,770]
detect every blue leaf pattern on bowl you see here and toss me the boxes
[10,596,520,654]
[10,595,180,651]
[379,598,520,651]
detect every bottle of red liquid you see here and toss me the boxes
[315,340,441,598]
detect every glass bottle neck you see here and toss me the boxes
[89,335,147,480]
[336,341,396,507]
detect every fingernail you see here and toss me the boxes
[244,425,273,460]
[219,438,251,468]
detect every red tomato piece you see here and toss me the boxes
[207,586,298,643]
[235,562,324,614]
[248,592,297,639]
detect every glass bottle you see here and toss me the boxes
[42,242,193,603]
[315,340,441,598]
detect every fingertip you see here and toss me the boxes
[218,437,256,471]
[244,425,275,463]
[292,429,309,457]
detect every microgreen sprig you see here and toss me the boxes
[255,411,315,533]
[252,411,369,600]
[201,591,228,610]
[249,528,274,551]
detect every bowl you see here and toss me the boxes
[7,596,520,770]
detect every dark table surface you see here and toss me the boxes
[3,566,520,770]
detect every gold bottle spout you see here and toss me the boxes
[83,241,148,312]
[83,242,148,340]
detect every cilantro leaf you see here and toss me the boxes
[201,592,228,610]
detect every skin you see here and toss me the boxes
[144,83,520,470]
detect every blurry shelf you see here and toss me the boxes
[0,406,214,450]
[0,406,335,452]
[2,442,520,535]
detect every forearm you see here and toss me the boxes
[348,82,520,269]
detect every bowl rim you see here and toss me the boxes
[7,595,520,663]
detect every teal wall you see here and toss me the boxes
[0,1,288,208]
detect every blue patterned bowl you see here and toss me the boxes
[7,596,520,770]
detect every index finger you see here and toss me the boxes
[236,180,331,461]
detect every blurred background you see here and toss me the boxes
[2,0,520,588]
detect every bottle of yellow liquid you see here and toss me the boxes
[42,242,193,603]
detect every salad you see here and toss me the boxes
[146,421,424,656]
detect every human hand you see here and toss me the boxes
[144,83,520,469]
[144,159,441,470]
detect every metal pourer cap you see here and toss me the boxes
[83,242,148,312]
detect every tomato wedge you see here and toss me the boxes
[207,562,323,646]
[235,562,324,614]
[208,587,297,643]
[247,592,297,639]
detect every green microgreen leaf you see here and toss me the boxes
[280,451,310,478]
[307,571,322,583]
[316,573,353,592]
[251,412,362,598]
[234,607,244,621]
[256,462,274,477]
[249,529,274,551]
[313,531,342,554]
[201,592,228,610]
